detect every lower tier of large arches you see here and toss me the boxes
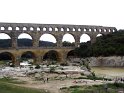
[0,48,74,66]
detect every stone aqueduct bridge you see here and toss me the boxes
[0,23,117,66]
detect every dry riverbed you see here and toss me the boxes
[1,66,124,93]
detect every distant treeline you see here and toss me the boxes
[0,39,75,48]
[0,39,56,47]
[74,30,124,57]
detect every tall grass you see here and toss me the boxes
[0,78,50,93]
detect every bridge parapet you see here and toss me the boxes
[0,22,117,33]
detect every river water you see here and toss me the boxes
[91,67,124,78]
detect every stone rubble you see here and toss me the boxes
[0,65,91,78]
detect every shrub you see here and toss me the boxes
[80,73,84,76]
[49,66,56,73]
[60,62,68,66]
[10,64,15,67]
[35,65,40,69]
[70,85,80,88]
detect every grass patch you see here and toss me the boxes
[0,80,50,93]
[0,77,26,84]
[75,76,111,81]
[62,83,124,93]
[0,77,50,93]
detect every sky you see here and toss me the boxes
[0,0,124,42]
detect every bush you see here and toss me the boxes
[91,72,96,77]
[49,66,56,73]
[80,73,84,76]
[60,87,68,90]
[70,85,81,88]
[60,62,68,66]
[35,65,40,69]
[10,64,15,67]
[113,82,124,88]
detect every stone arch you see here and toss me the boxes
[20,51,36,64]
[55,27,59,31]
[67,50,76,58]
[17,33,33,47]
[0,52,15,66]
[62,33,75,47]
[43,50,61,64]
[30,27,34,31]
[72,28,76,31]
[8,26,13,30]
[49,27,53,31]
[60,27,65,31]
[66,27,70,31]
[0,33,12,48]
[96,33,103,37]
[43,27,47,31]
[83,28,87,32]
[23,27,27,31]
[16,26,20,30]
[103,29,107,32]
[0,27,5,30]
[80,33,91,43]
[39,33,57,47]
[37,27,41,31]
[78,28,81,31]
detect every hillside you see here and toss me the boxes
[75,30,124,57]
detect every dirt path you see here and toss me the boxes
[16,77,106,93]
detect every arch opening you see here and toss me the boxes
[39,34,57,47]
[80,34,91,43]
[20,51,36,65]
[67,50,76,58]
[62,33,75,47]
[96,34,103,37]
[66,50,80,66]
[17,33,33,47]
[0,52,14,67]
[8,27,12,30]
[16,27,20,30]
[1,27,5,30]
[23,27,27,31]
[30,27,34,31]
[43,50,60,65]
[0,33,11,48]
[55,28,58,31]
[37,27,40,31]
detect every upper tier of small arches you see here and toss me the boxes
[0,23,117,33]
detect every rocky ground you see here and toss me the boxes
[16,76,107,93]
[0,65,122,93]
[0,65,92,93]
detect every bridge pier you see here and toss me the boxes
[11,37,18,49]
[35,55,43,64]
[13,55,20,66]
[32,34,39,48]
[90,34,97,44]
[56,35,63,47]
[75,35,80,47]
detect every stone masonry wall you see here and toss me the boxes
[69,56,124,67]
[89,56,124,67]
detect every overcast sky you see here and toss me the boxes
[0,0,123,42]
